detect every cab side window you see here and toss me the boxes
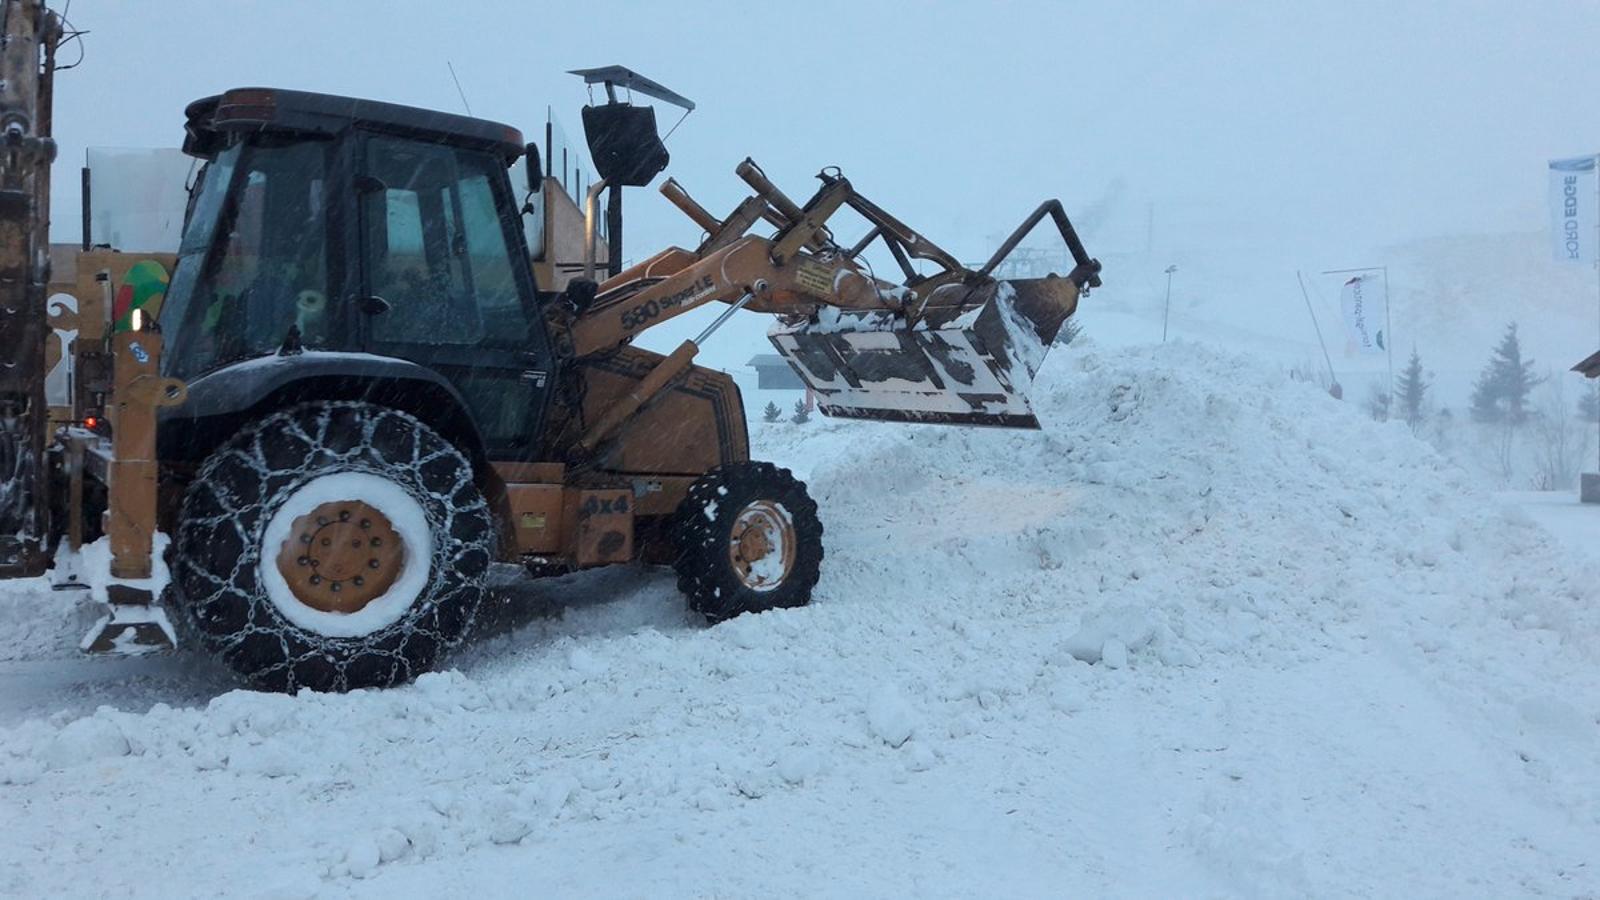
[169,140,331,377]
[455,165,529,341]
[363,138,529,346]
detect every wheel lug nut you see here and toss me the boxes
[296,556,309,567]
[309,575,322,585]
[329,582,341,592]
[353,576,364,586]
[339,510,351,522]
[368,559,380,569]
[300,534,312,545]
[360,519,371,530]
[370,537,382,547]
[316,516,329,526]
[321,538,331,547]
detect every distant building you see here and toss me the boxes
[747,354,804,390]
[1574,349,1600,379]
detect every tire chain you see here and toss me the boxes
[172,401,492,692]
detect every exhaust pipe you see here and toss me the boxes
[583,177,609,281]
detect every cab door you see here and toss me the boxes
[357,134,553,459]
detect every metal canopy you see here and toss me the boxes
[568,66,695,111]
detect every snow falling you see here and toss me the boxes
[7,2,1600,896]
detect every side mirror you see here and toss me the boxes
[524,143,543,195]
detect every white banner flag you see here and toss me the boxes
[1549,155,1597,264]
[1340,275,1384,355]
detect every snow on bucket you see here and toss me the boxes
[768,275,1079,429]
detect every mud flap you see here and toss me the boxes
[769,276,1079,428]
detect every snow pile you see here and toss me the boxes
[3,341,1600,897]
[0,582,94,663]
[77,532,171,609]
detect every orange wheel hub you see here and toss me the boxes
[275,501,404,614]
[727,500,796,592]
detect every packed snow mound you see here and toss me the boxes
[768,339,1599,680]
[0,584,91,663]
[4,342,1599,897]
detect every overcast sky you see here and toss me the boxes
[47,1,1600,258]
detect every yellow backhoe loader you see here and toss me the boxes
[0,2,1101,691]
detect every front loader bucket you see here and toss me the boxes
[769,275,1080,428]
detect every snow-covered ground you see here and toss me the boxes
[1499,489,1600,561]
[4,342,1599,898]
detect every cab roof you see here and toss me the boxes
[183,87,526,160]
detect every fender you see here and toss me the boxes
[157,351,488,473]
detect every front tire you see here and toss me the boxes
[172,402,493,692]
[670,461,823,622]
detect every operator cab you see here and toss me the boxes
[160,87,554,457]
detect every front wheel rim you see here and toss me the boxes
[727,500,796,592]
[274,499,405,614]
[258,472,434,638]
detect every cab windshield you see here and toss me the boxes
[161,139,331,380]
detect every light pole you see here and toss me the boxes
[1162,265,1178,343]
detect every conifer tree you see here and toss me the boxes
[1395,347,1429,428]
[1469,323,1542,424]
[1578,381,1600,424]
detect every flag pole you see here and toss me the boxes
[1382,265,1394,408]
[1297,270,1340,397]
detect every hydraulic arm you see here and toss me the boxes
[556,158,1101,430]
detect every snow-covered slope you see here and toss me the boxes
[3,343,1598,897]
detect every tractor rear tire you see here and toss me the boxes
[171,401,493,692]
[670,461,823,622]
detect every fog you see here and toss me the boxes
[11,8,1600,889]
[45,1,1600,376]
